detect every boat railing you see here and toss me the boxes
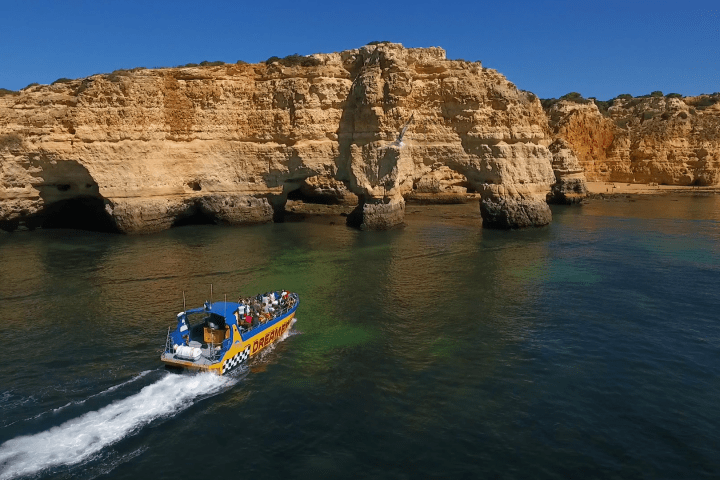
[163,327,174,354]
[237,296,297,339]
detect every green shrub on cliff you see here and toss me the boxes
[609,94,636,109]
[265,54,321,67]
[367,40,392,45]
[694,96,720,110]
[52,77,73,85]
[540,92,592,110]
[172,60,226,69]
[665,93,682,99]
[107,69,133,82]
[560,92,587,102]
[651,90,663,97]
[540,98,554,109]
[0,88,17,97]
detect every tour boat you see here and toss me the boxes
[161,291,299,375]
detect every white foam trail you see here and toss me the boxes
[282,318,297,341]
[53,370,153,414]
[1,371,154,429]
[0,373,234,480]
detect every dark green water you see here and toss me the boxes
[1,196,719,479]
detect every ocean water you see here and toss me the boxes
[0,196,719,479]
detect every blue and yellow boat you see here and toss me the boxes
[161,291,299,375]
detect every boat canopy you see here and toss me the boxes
[183,301,241,328]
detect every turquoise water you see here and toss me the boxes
[0,196,719,479]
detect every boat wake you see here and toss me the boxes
[0,372,235,480]
[1,371,153,429]
[52,370,153,415]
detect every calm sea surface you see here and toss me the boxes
[1,196,719,479]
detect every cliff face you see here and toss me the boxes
[546,139,587,204]
[547,95,720,185]
[0,43,558,233]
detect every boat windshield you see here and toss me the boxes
[181,312,227,346]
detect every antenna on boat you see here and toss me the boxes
[210,283,213,304]
[182,290,186,312]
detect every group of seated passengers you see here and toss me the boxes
[235,291,294,330]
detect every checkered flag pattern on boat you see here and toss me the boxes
[222,346,251,374]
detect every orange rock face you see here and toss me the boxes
[1,43,558,233]
[547,95,720,185]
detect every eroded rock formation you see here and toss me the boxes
[0,43,557,233]
[405,164,470,204]
[546,139,588,204]
[547,95,720,186]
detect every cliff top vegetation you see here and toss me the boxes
[265,54,321,67]
[541,91,720,116]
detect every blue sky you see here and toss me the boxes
[1,0,717,99]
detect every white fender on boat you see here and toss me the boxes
[174,345,202,360]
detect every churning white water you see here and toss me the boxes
[52,370,153,414]
[0,372,234,480]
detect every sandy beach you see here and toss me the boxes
[586,182,720,196]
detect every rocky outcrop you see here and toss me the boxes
[546,139,588,204]
[405,164,470,204]
[480,183,553,228]
[296,175,357,205]
[0,43,557,233]
[346,196,406,230]
[547,95,720,186]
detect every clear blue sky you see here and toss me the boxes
[1,0,717,100]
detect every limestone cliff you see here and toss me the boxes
[0,43,557,233]
[546,139,587,204]
[546,95,720,186]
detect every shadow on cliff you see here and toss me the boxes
[23,158,120,233]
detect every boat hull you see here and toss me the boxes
[161,310,296,375]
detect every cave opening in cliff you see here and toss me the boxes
[171,205,217,228]
[286,188,338,205]
[274,187,340,223]
[33,196,120,233]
